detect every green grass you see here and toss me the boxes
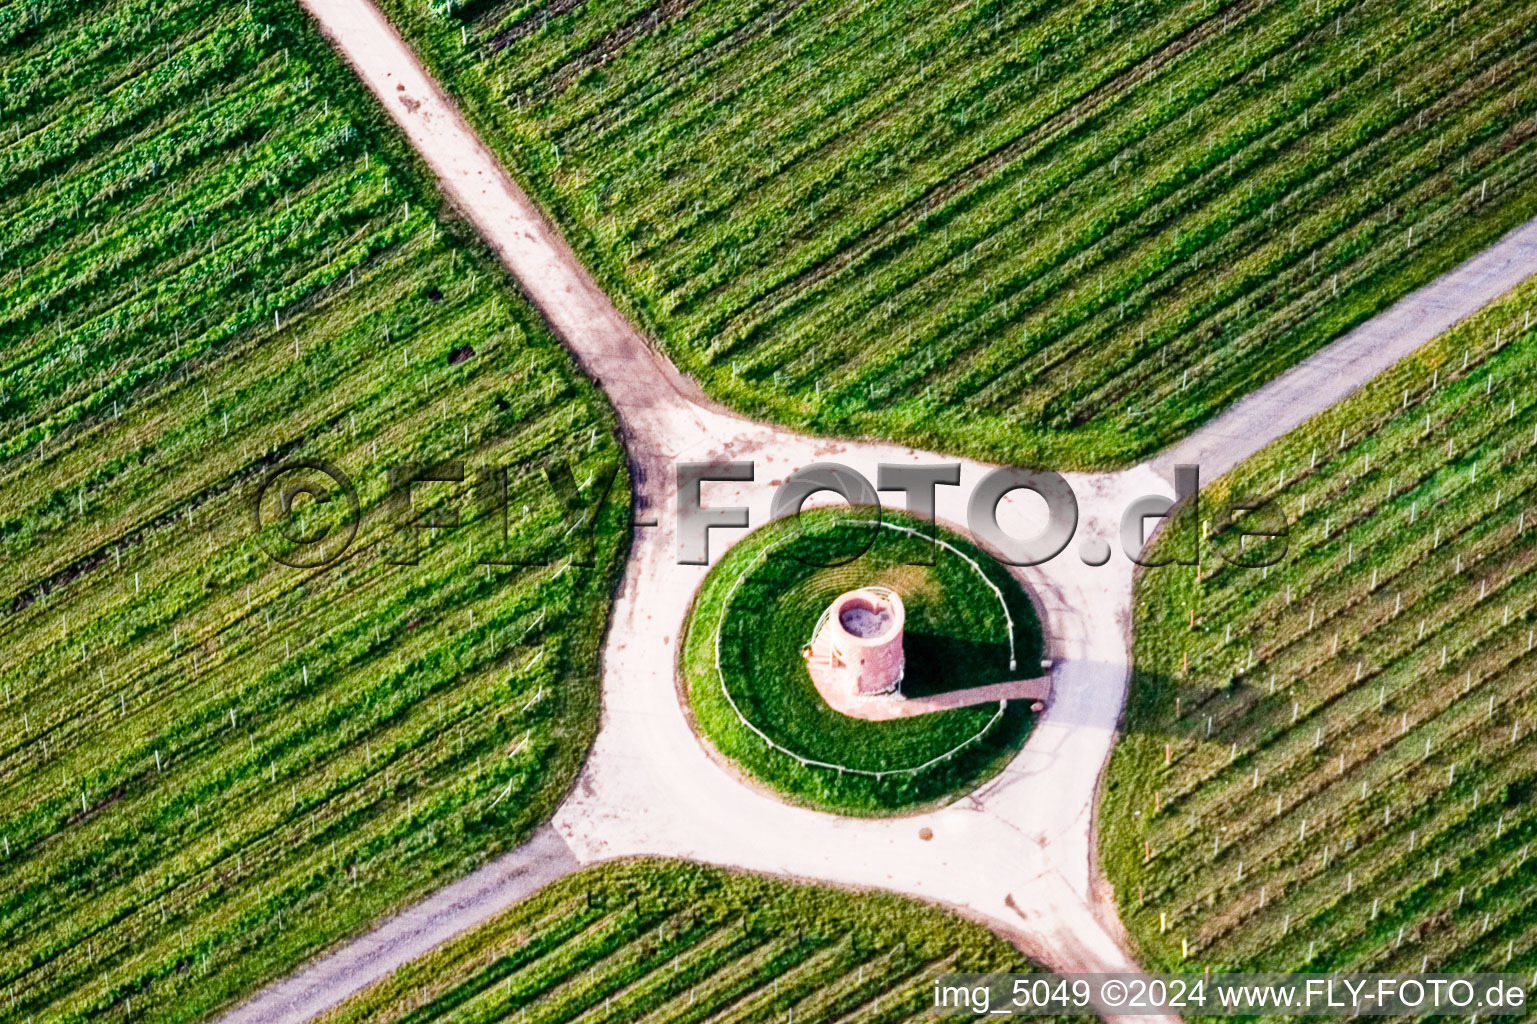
[379,0,1537,467]
[681,508,1044,815]
[0,3,626,1021]
[316,858,1078,1024]
[1100,276,1537,982]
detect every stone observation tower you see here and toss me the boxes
[803,583,1051,720]
[811,586,906,696]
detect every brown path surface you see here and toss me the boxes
[807,657,1052,721]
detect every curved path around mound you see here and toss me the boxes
[215,2,1537,1022]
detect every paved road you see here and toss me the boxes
[214,1,1537,1022]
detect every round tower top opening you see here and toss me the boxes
[829,588,904,645]
[839,600,893,638]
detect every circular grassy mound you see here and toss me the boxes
[680,507,1045,815]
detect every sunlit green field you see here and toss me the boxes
[1103,278,1537,977]
[318,860,1081,1024]
[383,0,1537,466]
[0,2,625,1020]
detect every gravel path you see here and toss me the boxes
[215,2,1537,1021]
[1152,216,1537,481]
[214,826,577,1024]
